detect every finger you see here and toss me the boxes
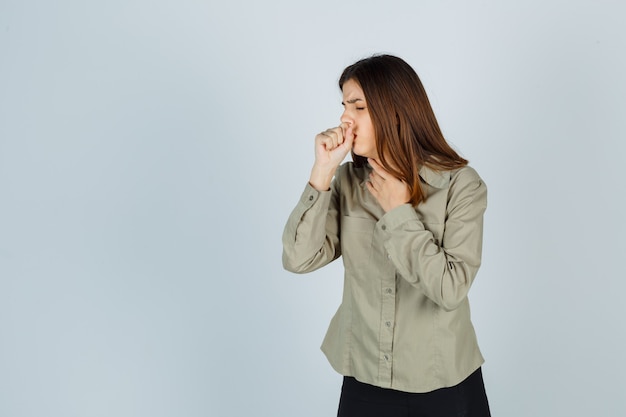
[370,176,385,191]
[368,176,381,196]
[331,126,345,145]
[365,180,378,197]
[341,123,354,147]
[318,134,334,151]
[369,171,384,189]
[368,158,384,175]
[328,128,343,147]
[326,137,339,151]
[320,131,338,150]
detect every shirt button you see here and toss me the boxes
[385,321,392,327]
[381,225,387,231]
[308,195,314,201]
[385,288,393,295]
[384,355,389,361]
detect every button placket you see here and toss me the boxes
[378,275,396,385]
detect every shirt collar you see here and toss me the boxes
[419,165,450,189]
[360,162,450,189]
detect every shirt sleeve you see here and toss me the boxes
[282,178,341,273]
[377,167,487,311]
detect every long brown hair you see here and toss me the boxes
[339,54,467,205]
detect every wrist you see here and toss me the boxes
[309,164,337,191]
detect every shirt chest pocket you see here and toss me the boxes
[340,216,376,272]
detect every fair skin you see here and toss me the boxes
[309,79,410,212]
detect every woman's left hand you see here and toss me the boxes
[366,158,411,212]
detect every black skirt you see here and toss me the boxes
[337,367,491,417]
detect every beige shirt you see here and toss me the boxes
[282,161,488,393]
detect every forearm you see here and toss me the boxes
[282,183,341,273]
[377,175,487,311]
[309,164,337,191]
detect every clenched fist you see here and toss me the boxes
[309,123,354,191]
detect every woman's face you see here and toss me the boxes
[341,79,378,159]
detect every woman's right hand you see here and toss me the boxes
[309,123,354,191]
[314,123,354,168]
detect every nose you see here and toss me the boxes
[340,110,353,126]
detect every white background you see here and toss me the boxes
[1,1,625,416]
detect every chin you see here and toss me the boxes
[353,148,374,159]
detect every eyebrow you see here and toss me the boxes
[341,98,364,105]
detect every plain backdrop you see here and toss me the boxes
[1,1,625,416]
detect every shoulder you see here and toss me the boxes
[447,165,487,207]
[449,165,485,189]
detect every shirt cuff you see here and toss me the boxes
[299,182,331,209]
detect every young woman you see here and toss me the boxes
[282,55,491,416]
